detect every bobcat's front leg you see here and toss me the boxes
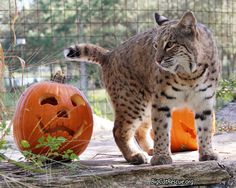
[150,104,172,165]
[194,108,218,161]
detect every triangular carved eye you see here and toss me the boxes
[40,96,58,105]
[71,100,77,107]
[71,94,86,107]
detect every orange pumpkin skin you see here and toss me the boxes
[151,107,215,152]
[171,108,197,152]
[13,81,93,157]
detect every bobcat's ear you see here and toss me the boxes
[154,13,169,26]
[177,11,197,34]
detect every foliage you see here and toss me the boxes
[0,120,10,152]
[0,139,7,151]
[217,78,236,104]
[87,89,113,120]
[36,136,66,153]
[0,120,10,136]
[21,135,79,166]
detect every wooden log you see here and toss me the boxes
[0,160,235,187]
[78,161,234,188]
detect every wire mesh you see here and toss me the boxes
[0,0,236,119]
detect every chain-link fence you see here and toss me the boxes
[0,0,236,120]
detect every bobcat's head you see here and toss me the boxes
[153,11,206,75]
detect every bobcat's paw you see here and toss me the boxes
[150,154,172,166]
[199,152,219,161]
[128,153,147,165]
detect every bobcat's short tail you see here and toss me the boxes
[64,43,109,65]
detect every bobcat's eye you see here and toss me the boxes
[165,41,175,50]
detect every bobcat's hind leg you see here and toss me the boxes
[135,118,154,156]
[113,115,147,165]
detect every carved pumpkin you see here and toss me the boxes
[151,107,215,152]
[171,108,197,152]
[13,81,93,158]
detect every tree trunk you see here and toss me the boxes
[232,54,236,76]
[66,62,73,81]
[49,64,53,80]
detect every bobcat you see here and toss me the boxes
[64,11,221,165]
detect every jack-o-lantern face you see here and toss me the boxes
[13,81,93,157]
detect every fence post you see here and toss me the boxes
[80,62,88,96]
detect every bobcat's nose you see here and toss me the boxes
[156,56,163,64]
[190,62,197,73]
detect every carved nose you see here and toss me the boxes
[57,109,69,118]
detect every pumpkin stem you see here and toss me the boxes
[51,70,66,83]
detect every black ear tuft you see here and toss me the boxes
[154,13,169,26]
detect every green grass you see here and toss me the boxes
[88,89,107,101]
[2,90,21,107]
[1,89,22,118]
[87,89,113,120]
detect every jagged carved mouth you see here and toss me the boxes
[38,117,75,136]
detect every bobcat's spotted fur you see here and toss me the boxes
[64,11,221,165]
